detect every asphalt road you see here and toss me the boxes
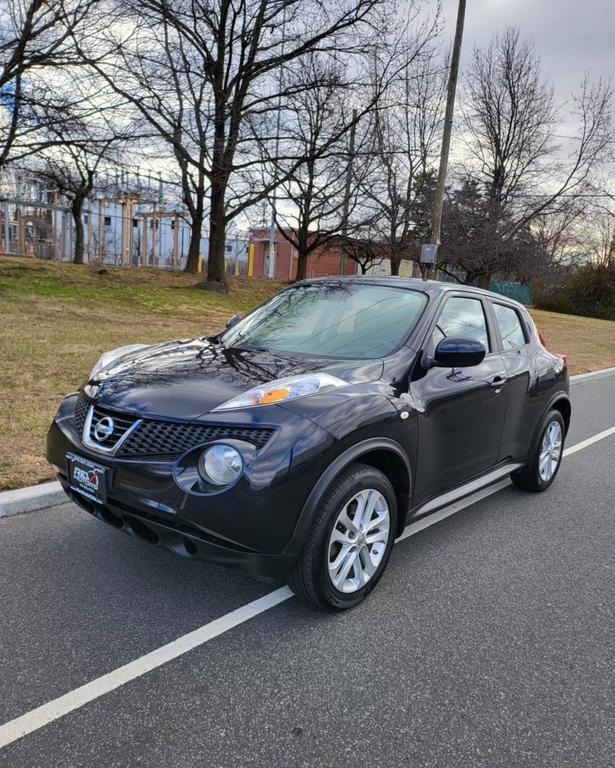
[1,374,614,768]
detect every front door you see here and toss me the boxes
[410,294,508,504]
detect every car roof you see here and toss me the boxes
[296,275,526,310]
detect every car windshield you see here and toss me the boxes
[221,282,427,359]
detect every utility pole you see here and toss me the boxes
[338,108,358,275]
[427,0,467,276]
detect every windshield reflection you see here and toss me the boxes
[222,282,427,360]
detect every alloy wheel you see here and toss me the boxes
[327,488,390,594]
[539,420,563,482]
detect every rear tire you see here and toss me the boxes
[289,462,397,611]
[511,409,565,492]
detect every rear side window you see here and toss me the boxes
[432,296,490,351]
[493,304,527,350]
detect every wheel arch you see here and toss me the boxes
[284,438,412,554]
[357,448,411,535]
[550,395,571,435]
[527,392,571,462]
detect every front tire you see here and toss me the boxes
[289,462,397,611]
[511,409,565,492]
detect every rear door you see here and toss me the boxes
[488,301,533,462]
[411,293,508,503]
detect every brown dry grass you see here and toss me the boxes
[1,255,613,490]
[528,308,615,375]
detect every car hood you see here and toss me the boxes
[86,338,384,421]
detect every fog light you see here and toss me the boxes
[198,445,243,486]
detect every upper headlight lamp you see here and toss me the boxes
[213,373,347,411]
[89,344,148,380]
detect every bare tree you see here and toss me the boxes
[0,0,100,168]
[13,50,134,264]
[456,27,613,285]
[576,201,615,268]
[529,203,587,272]
[263,53,378,281]
[586,177,615,268]
[265,6,439,282]
[360,40,446,275]
[32,138,124,263]
[340,230,385,274]
[82,0,400,284]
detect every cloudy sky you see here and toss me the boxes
[441,0,614,101]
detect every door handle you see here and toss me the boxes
[490,375,507,392]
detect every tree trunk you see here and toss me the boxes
[295,250,308,281]
[390,255,400,276]
[205,181,227,283]
[184,205,204,273]
[295,228,310,281]
[206,93,229,285]
[71,197,85,265]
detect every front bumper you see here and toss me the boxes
[47,394,335,581]
[57,479,295,580]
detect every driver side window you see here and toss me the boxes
[431,296,490,352]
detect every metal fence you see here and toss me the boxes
[0,196,250,275]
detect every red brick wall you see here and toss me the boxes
[249,229,357,280]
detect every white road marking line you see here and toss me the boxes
[0,588,293,750]
[562,425,615,456]
[1,425,614,751]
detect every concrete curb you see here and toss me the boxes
[0,481,65,519]
[569,366,615,385]
[1,366,614,519]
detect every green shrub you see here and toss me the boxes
[532,264,615,320]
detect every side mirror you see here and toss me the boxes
[433,337,486,368]
[226,314,241,329]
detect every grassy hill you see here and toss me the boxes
[1,255,614,490]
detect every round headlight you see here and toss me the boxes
[198,445,243,486]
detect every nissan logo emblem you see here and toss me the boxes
[93,416,115,442]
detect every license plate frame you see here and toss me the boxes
[67,453,109,504]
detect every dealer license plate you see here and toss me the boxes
[67,453,109,504]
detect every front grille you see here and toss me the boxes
[73,395,274,456]
[74,393,89,436]
[89,404,137,449]
[117,421,274,457]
